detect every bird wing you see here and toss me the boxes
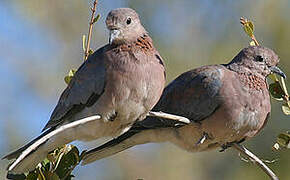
[42,45,109,131]
[82,65,225,162]
[139,64,224,129]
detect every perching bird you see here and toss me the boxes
[3,8,166,174]
[82,46,286,164]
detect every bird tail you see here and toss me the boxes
[82,130,140,165]
[2,115,101,174]
[2,127,55,161]
[2,128,60,174]
[82,127,170,165]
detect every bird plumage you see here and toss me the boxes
[82,46,284,163]
[3,8,166,174]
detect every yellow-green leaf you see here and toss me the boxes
[88,49,94,55]
[269,81,285,101]
[248,21,254,32]
[280,77,289,96]
[26,171,38,180]
[50,173,60,180]
[268,74,278,82]
[82,35,86,53]
[249,41,256,46]
[282,104,290,115]
[243,21,254,37]
[64,69,76,85]
[55,145,80,179]
[92,14,101,24]
[274,132,290,150]
[68,69,76,77]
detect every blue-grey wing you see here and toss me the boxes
[138,65,224,129]
[43,45,109,131]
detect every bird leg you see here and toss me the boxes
[219,138,246,152]
[195,132,210,146]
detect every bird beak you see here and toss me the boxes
[269,66,286,79]
[109,29,120,45]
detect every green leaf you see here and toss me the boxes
[92,14,101,24]
[282,104,290,115]
[53,147,65,171]
[55,145,80,179]
[37,167,46,180]
[269,81,285,100]
[88,49,94,55]
[268,74,278,82]
[82,35,86,53]
[249,41,256,46]
[243,21,254,37]
[64,69,76,85]
[50,173,60,180]
[26,171,38,180]
[274,132,290,150]
[280,77,289,96]
[41,158,50,167]
[248,21,254,32]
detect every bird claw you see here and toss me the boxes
[219,138,246,152]
[195,132,209,146]
[219,143,232,152]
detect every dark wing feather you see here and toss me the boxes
[135,65,224,129]
[42,45,109,131]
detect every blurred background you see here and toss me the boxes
[0,0,290,179]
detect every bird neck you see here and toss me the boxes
[112,33,155,52]
[226,63,267,90]
[134,33,154,51]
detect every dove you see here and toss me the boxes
[3,8,166,174]
[81,46,286,164]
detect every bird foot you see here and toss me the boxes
[219,143,232,152]
[195,132,210,146]
[219,138,246,152]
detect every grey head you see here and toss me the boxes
[106,8,147,45]
[227,46,286,79]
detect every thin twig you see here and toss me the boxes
[238,152,279,164]
[84,0,98,60]
[148,111,191,124]
[240,17,260,46]
[232,143,279,180]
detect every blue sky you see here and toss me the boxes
[1,0,289,179]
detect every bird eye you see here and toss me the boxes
[255,55,263,62]
[126,17,132,25]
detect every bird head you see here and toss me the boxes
[229,46,286,79]
[106,8,146,45]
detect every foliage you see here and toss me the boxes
[7,145,82,180]
[241,17,290,150]
[64,1,100,85]
[6,4,290,180]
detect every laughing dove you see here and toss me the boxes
[3,8,166,173]
[81,46,286,164]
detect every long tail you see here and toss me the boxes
[81,127,174,165]
[2,127,55,160]
[82,130,140,165]
[2,115,101,174]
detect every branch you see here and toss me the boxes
[148,111,191,124]
[240,17,260,46]
[84,0,98,60]
[232,143,279,180]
